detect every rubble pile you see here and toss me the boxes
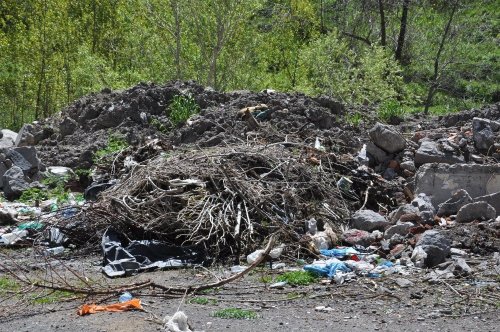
[0,81,498,282]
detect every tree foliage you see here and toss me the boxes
[0,0,497,129]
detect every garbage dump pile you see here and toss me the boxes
[0,81,499,283]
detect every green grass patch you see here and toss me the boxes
[259,275,273,284]
[0,276,19,293]
[212,308,257,320]
[188,297,217,305]
[276,271,318,286]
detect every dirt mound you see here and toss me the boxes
[23,81,351,170]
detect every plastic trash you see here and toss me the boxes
[164,311,192,332]
[269,281,287,289]
[119,292,133,303]
[306,218,317,235]
[320,247,359,258]
[337,177,353,191]
[304,259,351,278]
[247,244,284,264]
[0,230,28,245]
[230,265,247,273]
[44,246,65,255]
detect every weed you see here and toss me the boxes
[0,276,19,293]
[75,168,92,177]
[31,290,74,304]
[259,275,273,284]
[345,112,363,126]
[93,134,128,164]
[150,118,169,133]
[169,94,200,126]
[189,297,217,305]
[19,188,49,203]
[213,308,257,320]
[276,271,318,286]
[377,99,407,122]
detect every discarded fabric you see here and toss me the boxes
[77,298,143,316]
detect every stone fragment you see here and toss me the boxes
[456,201,496,223]
[384,222,413,239]
[2,166,30,200]
[472,117,499,150]
[0,208,18,225]
[368,123,406,153]
[400,160,416,172]
[437,189,473,217]
[412,230,451,267]
[395,278,414,288]
[351,210,389,232]
[389,204,419,223]
[366,142,390,164]
[342,229,373,247]
[414,140,464,165]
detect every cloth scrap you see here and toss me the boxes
[77,298,143,316]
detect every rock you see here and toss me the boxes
[412,193,435,213]
[351,210,389,232]
[0,136,15,149]
[472,117,499,150]
[15,124,36,146]
[400,160,416,172]
[395,278,414,288]
[368,123,406,153]
[342,229,373,247]
[437,189,473,217]
[456,201,496,223]
[59,117,78,138]
[414,140,464,165]
[453,258,473,275]
[0,208,18,225]
[2,166,30,200]
[383,167,397,180]
[473,192,500,216]
[415,163,500,208]
[384,222,413,239]
[0,162,7,188]
[84,180,117,201]
[1,129,18,143]
[389,204,419,223]
[366,142,390,164]
[412,230,451,267]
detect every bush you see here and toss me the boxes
[168,94,200,126]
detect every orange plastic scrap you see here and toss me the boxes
[77,298,143,316]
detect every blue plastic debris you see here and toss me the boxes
[320,247,359,258]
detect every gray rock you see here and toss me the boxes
[437,189,473,217]
[412,193,435,213]
[15,124,36,146]
[351,210,389,232]
[453,258,473,275]
[384,222,413,239]
[400,160,416,172]
[366,142,390,164]
[473,192,500,216]
[412,230,451,267]
[473,117,500,150]
[0,208,18,225]
[395,278,414,288]
[389,204,419,223]
[456,201,496,223]
[0,136,15,149]
[0,162,7,188]
[59,117,78,138]
[5,149,32,174]
[383,168,397,180]
[368,123,406,153]
[2,166,30,200]
[414,140,464,165]
[415,163,500,209]
[1,129,18,143]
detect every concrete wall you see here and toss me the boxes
[415,163,500,212]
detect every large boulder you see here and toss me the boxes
[456,201,496,223]
[414,140,464,165]
[2,166,30,200]
[412,230,451,267]
[368,123,406,153]
[351,210,389,232]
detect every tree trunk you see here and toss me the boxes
[378,0,386,46]
[424,1,458,114]
[170,0,182,80]
[395,0,409,62]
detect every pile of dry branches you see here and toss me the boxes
[77,142,366,259]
